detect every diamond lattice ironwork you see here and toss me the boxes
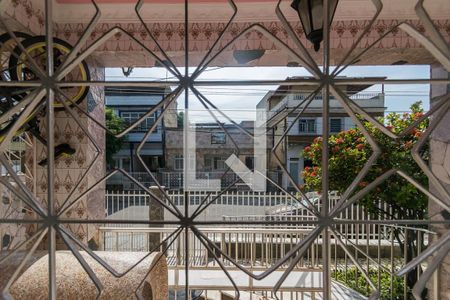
[0,0,449,299]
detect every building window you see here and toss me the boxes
[174,155,183,170]
[205,156,226,170]
[293,94,304,100]
[245,156,254,170]
[115,157,131,172]
[120,111,157,133]
[330,118,343,133]
[211,132,226,144]
[299,119,316,133]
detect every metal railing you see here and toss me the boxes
[98,224,433,299]
[106,190,304,225]
[102,190,433,298]
[106,171,283,191]
[330,224,434,299]
[105,190,398,241]
[160,171,281,190]
[349,92,382,100]
[268,92,384,120]
[100,226,319,268]
[99,226,324,298]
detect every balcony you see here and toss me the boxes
[102,190,432,299]
[267,93,385,126]
[0,0,447,298]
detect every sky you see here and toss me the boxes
[106,65,430,123]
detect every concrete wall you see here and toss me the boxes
[429,64,450,299]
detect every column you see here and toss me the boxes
[428,63,450,299]
[148,186,165,251]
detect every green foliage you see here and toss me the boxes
[105,107,126,167]
[301,102,429,219]
[332,266,405,299]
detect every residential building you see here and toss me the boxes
[260,77,386,189]
[1,0,448,298]
[162,121,279,190]
[105,86,176,189]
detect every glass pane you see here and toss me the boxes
[329,118,342,133]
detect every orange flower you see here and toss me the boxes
[404,140,413,149]
[356,144,364,150]
[413,112,424,120]
[336,138,344,144]
[304,146,311,152]
[310,171,317,177]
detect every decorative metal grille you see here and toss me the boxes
[0,0,449,299]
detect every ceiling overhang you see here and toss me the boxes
[0,0,448,67]
[49,0,450,23]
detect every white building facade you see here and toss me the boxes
[262,78,386,189]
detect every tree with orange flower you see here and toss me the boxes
[301,101,428,217]
[301,101,429,294]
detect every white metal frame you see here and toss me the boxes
[0,0,449,299]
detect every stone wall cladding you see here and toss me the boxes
[429,64,450,299]
[28,59,105,248]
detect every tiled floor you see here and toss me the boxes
[168,269,367,300]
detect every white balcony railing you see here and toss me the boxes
[268,92,384,121]
[106,171,282,191]
[99,226,330,298]
[106,190,399,241]
[100,226,317,266]
[102,190,433,299]
[98,224,432,299]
